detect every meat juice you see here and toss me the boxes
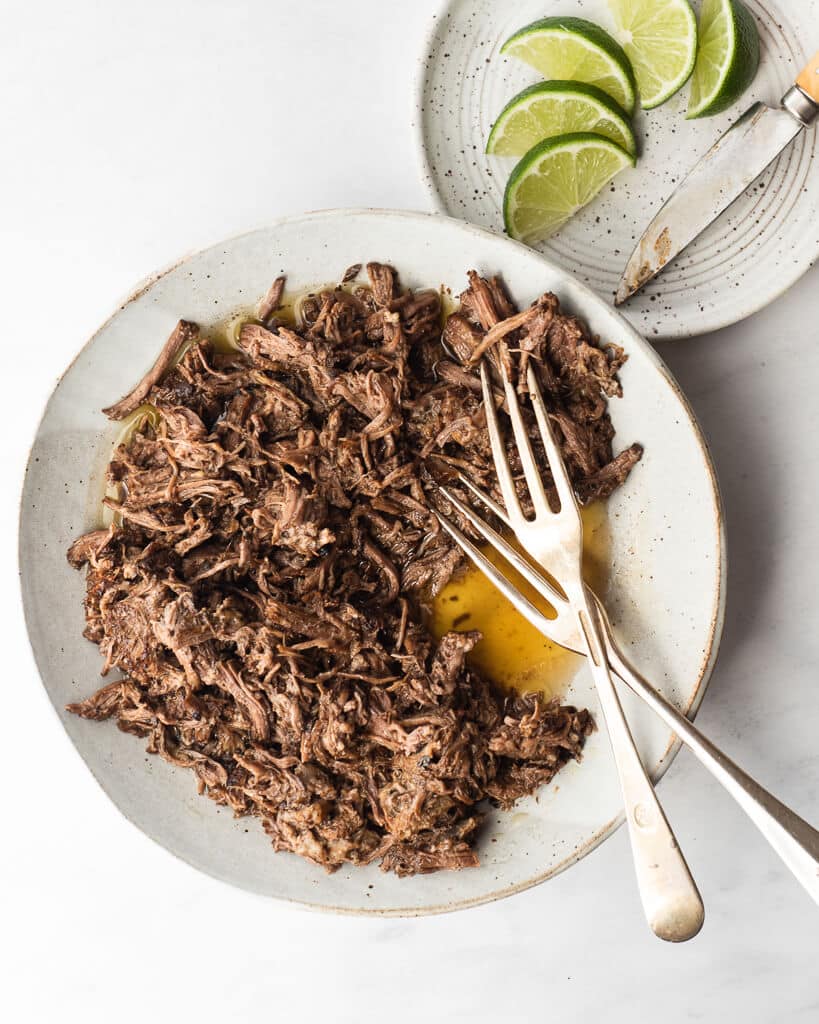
[430,503,610,696]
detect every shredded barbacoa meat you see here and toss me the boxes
[67,264,642,876]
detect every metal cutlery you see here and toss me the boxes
[433,364,819,912]
[438,361,705,942]
[617,49,819,303]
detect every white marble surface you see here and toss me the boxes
[2,2,818,1021]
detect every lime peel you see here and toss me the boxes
[687,0,760,118]
[502,17,638,115]
[607,0,698,109]
[487,80,637,157]
[503,132,636,244]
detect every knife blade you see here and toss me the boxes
[616,53,819,305]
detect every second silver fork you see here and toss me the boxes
[456,361,703,942]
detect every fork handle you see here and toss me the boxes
[577,604,705,941]
[601,624,819,906]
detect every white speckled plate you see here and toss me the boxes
[415,0,819,339]
[20,210,725,915]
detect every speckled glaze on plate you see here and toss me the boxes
[20,210,725,915]
[415,0,819,339]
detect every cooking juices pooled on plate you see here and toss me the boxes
[67,262,641,877]
[430,503,610,696]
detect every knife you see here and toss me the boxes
[616,50,819,305]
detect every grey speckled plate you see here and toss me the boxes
[415,0,819,339]
[20,210,725,915]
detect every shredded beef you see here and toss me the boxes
[67,263,641,875]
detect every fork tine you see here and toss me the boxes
[438,485,569,611]
[480,363,523,522]
[457,473,511,527]
[497,363,551,516]
[525,365,578,513]
[433,509,559,637]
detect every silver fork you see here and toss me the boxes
[440,361,705,942]
[436,476,819,909]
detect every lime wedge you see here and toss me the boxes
[504,132,636,243]
[607,0,698,109]
[487,81,636,157]
[502,17,637,115]
[687,0,760,118]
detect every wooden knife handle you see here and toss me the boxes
[797,50,819,104]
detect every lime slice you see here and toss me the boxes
[487,81,636,157]
[687,0,760,118]
[504,132,636,243]
[607,0,698,109]
[502,17,637,115]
